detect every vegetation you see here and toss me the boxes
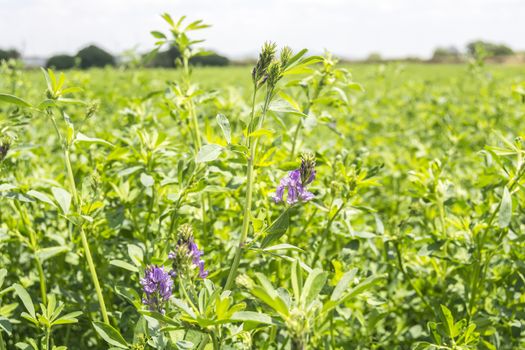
[0,49,20,62]
[0,13,525,350]
[45,54,77,70]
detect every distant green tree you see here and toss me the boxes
[466,40,513,57]
[0,49,21,62]
[147,47,229,67]
[147,46,181,68]
[431,46,461,62]
[46,54,76,70]
[366,53,382,63]
[76,45,115,69]
[190,53,229,66]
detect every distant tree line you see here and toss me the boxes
[0,48,21,61]
[362,40,515,63]
[45,45,228,69]
[146,46,229,68]
[0,39,516,68]
[1,44,229,69]
[43,45,116,69]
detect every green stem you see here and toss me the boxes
[290,73,326,160]
[0,332,6,350]
[394,241,434,314]
[290,118,303,160]
[179,280,199,314]
[80,225,109,324]
[223,141,255,290]
[212,333,220,350]
[64,148,109,324]
[310,203,345,266]
[50,106,110,324]
[45,327,51,350]
[197,336,209,350]
[189,99,202,152]
[35,257,47,304]
[468,163,525,317]
[224,85,267,291]
[14,202,47,304]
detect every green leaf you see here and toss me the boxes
[216,114,231,144]
[262,244,303,252]
[0,269,6,289]
[13,284,35,318]
[230,311,273,325]
[439,305,456,338]
[92,321,129,349]
[300,268,328,308]
[323,274,385,314]
[0,183,17,192]
[331,268,357,301]
[269,99,307,117]
[291,259,301,301]
[260,210,290,248]
[150,31,167,39]
[127,244,143,266]
[196,144,223,163]
[75,132,113,147]
[0,93,31,107]
[36,246,69,262]
[140,173,154,187]
[26,190,57,208]
[0,317,12,335]
[110,260,139,273]
[51,187,72,215]
[498,186,512,228]
[175,340,194,350]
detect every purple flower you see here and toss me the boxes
[169,224,209,279]
[0,141,10,161]
[140,265,174,313]
[188,241,209,278]
[273,154,316,204]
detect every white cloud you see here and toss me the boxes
[0,0,523,58]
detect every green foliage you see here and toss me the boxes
[0,12,525,350]
[76,45,115,69]
[431,46,461,63]
[0,49,20,62]
[45,55,76,70]
[467,40,514,57]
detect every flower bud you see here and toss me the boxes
[252,42,277,87]
[299,153,316,186]
[0,140,11,161]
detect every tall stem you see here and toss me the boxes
[290,73,326,160]
[224,85,262,290]
[14,202,47,304]
[64,148,109,324]
[50,109,109,323]
[224,137,256,290]
[290,118,303,160]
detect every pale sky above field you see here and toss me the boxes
[0,0,523,59]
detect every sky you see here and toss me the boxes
[0,0,524,59]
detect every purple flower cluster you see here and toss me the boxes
[140,265,174,313]
[168,224,209,279]
[139,226,208,312]
[273,154,316,205]
[168,238,209,279]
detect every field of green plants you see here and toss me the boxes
[1,14,525,350]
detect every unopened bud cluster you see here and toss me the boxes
[0,139,11,161]
[252,43,294,90]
